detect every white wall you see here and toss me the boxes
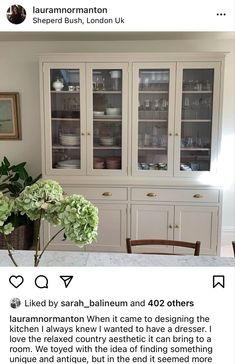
[0,37,234,229]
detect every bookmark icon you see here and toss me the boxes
[60,275,73,288]
[212,275,225,288]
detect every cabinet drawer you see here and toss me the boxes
[64,187,128,201]
[131,188,219,203]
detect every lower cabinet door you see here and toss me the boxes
[174,206,219,255]
[131,204,174,254]
[85,203,127,252]
[44,203,127,252]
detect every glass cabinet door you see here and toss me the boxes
[50,68,81,170]
[175,63,220,176]
[132,64,175,175]
[87,64,128,175]
[44,65,85,174]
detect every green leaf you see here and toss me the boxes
[9,173,20,182]
[0,163,9,175]
[25,176,33,185]
[0,183,10,191]
[18,167,28,181]
[0,156,41,197]
[8,185,19,195]
[11,162,26,172]
[8,181,23,196]
[3,157,10,168]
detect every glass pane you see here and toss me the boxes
[138,69,169,171]
[180,69,214,172]
[92,69,122,170]
[50,69,81,170]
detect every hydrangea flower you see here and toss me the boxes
[0,193,14,235]
[57,195,98,246]
[15,179,63,220]
[1,223,14,235]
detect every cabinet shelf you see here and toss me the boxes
[94,146,121,150]
[93,118,122,122]
[52,118,80,122]
[182,91,213,94]
[138,147,167,151]
[181,147,210,151]
[93,91,122,94]
[181,119,211,123]
[139,91,168,94]
[51,91,80,94]
[52,145,80,150]
[139,119,168,123]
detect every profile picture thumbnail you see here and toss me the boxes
[7,4,26,25]
[10,297,21,309]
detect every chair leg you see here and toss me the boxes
[194,241,201,256]
[232,241,235,257]
[126,238,132,254]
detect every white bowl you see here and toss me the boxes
[110,70,121,78]
[93,111,105,117]
[106,108,121,116]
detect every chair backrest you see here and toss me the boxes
[126,238,201,256]
[232,241,235,257]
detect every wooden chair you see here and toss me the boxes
[126,238,201,256]
[232,241,235,257]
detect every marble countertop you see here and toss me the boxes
[0,250,234,267]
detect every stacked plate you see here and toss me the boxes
[100,137,115,146]
[60,133,80,146]
[57,159,80,169]
[93,157,105,169]
[106,157,121,169]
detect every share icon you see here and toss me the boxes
[60,276,73,288]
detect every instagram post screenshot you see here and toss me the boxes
[0,0,235,363]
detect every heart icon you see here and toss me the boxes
[9,275,24,288]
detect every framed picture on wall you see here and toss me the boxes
[0,93,21,140]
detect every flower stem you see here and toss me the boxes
[34,211,42,267]
[4,236,18,267]
[34,227,64,267]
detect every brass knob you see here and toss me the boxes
[87,132,91,136]
[175,224,179,228]
[147,192,157,197]
[81,132,85,136]
[102,192,112,197]
[193,193,203,199]
[169,225,173,229]
[169,133,172,136]
[175,133,179,136]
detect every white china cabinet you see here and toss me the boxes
[40,53,225,255]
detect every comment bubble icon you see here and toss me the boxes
[35,275,48,289]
